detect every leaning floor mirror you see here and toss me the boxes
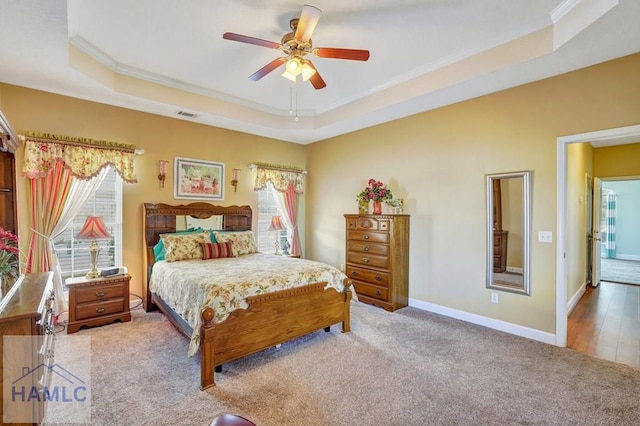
[486,170,532,295]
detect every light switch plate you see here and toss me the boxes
[538,231,553,243]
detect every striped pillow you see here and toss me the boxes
[201,242,234,260]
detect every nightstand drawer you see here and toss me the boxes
[75,298,125,321]
[75,283,125,303]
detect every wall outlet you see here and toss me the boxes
[491,292,499,304]
[538,231,553,243]
[340,263,345,271]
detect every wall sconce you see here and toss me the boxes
[231,168,240,192]
[158,160,168,188]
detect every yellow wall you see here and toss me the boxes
[306,53,640,334]
[0,84,307,298]
[2,52,640,339]
[593,142,640,178]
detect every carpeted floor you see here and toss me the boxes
[601,258,640,285]
[46,302,640,425]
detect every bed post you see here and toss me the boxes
[342,279,352,333]
[200,307,216,390]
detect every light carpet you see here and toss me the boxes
[46,302,640,425]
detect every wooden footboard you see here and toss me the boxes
[199,281,351,389]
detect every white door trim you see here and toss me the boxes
[556,124,640,346]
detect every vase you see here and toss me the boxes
[372,201,382,215]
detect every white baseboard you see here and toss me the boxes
[614,254,640,261]
[408,298,557,346]
[567,282,586,315]
[506,266,523,274]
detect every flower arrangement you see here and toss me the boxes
[357,178,394,211]
[0,227,20,281]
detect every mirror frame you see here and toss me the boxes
[486,170,532,295]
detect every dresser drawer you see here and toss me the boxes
[75,298,125,321]
[347,230,389,244]
[75,283,125,303]
[346,266,389,286]
[352,280,388,301]
[347,240,390,256]
[346,216,391,231]
[347,252,390,269]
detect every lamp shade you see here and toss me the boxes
[267,216,285,232]
[76,216,112,240]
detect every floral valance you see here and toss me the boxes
[252,162,305,193]
[20,132,138,183]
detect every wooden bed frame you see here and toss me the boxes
[142,202,352,389]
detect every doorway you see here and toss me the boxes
[556,124,640,348]
[599,179,640,286]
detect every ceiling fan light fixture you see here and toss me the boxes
[300,61,316,81]
[285,57,303,75]
[281,69,297,82]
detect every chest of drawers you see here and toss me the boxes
[0,272,54,425]
[66,274,131,334]
[345,214,410,311]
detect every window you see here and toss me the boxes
[256,184,287,254]
[53,167,122,278]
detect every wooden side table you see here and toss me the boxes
[66,274,131,334]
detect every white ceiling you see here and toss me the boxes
[0,0,638,144]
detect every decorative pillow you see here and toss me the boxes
[161,232,211,262]
[153,228,203,261]
[212,230,258,257]
[200,242,235,260]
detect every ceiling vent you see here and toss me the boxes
[176,110,198,119]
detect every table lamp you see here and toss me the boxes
[267,216,285,255]
[76,216,112,278]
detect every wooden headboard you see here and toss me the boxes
[142,202,252,311]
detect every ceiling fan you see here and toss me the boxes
[222,4,370,90]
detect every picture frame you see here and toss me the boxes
[174,157,225,201]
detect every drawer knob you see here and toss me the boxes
[362,257,370,263]
[96,307,106,314]
[363,234,370,240]
[95,291,106,298]
[376,275,382,281]
[376,290,381,296]
[351,271,358,276]
[363,246,370,252]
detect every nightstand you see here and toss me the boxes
[66,274,131,334]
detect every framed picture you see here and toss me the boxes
[174,157,225,201]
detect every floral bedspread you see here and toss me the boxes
[149,253,350,356]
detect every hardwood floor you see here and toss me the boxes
[568,281,640,369]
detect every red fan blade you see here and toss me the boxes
[223,32,281,49]
[294,5,322,43]
[305,61,326,90]
[248,57,287,81]
[314,47,370,61]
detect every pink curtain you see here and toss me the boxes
[284,183,301,256]
[25,162,73,315]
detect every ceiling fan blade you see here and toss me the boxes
[248,57,287,81]
[314,47,370,61]
[305,61,326,90]
[223,32,281,49]
[294,5,322,43]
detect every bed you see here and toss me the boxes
[142,202,352,389]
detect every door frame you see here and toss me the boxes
[556,124,640,347]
